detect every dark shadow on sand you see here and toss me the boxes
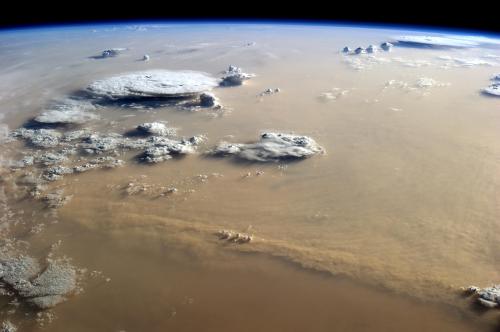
[88,55,115,60]
[394,41,469,50]
[134,151,190,164]
[481,90,500,98]
[22,118,80,130]
[93,95,198,110]
[202,152,308,166]
[123,129,149,138]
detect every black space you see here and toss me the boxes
[0,3,498,34]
